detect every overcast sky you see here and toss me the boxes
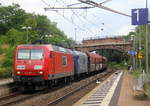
[1,0,149,42]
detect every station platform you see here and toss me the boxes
[117,71,150,106]
[73,71,123,106]
[73,71,150,106]
[0,78,13,86]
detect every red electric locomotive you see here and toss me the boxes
[13,45,74,90]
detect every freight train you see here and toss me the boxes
[13,44,108,91]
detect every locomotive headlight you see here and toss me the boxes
[39,71,43,74]
[34,65,43,70]
[17,71,21,74]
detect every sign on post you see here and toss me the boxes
[138,51,143,59]
[132,8,148,25]
[128,50,137,56]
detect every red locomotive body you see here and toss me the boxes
[14,45,74,90]
[13,44,108,91]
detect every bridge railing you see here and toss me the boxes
[83,35,127,41]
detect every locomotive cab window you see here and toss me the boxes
[62,56,67,66]
[17,48,44,60]
[31,49,44,60]
[17,49,30,60]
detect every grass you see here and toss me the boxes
[108,62,127,70]
[130,70,141,78]
[134,93,149,100]
[145,72,150,98]
[130,69,150,99]
[142,80,150,100]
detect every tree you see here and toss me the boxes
[0,4,26,35]
[6,28,25,46]
[127,24,150,68]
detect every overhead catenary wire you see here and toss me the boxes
[78,0,131,17]
[63,1,106,33]
[42,0,130,40]
[42,0,95,36]
[44,0,123,35]
[70,10,114,36]
[44,0,94,10]
[72,9,115,36]
[62,0,96,35]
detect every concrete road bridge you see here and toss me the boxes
[75,36,132,54]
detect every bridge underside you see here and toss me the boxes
[75,44,131,54]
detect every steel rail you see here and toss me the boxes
[45,70,114,106]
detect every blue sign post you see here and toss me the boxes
[131,8,149,71]
[132,8,148,25]
[128,50,137,56]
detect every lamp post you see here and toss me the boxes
[145,0,149,72]
[22,26,32,43]
[131,35,136,70]
[138,27,142,72]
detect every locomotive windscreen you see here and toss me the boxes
[17,48,44,60]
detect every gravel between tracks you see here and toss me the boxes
[12,69,115,106]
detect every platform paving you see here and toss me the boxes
[73,71,123,106]
[117,71,150,106]
[0,78,13,86]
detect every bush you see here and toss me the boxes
[0,67,12,78]
[2,47,14,67]
[0,47,15,78]
[0,47,4,54]
[0,36,7,45]
[2,58,13,67]
[108,61,127,70]
[0,69,3,78]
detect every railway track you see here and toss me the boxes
[0,92,22,106]
[45,69,115,106]
[0,81,72,106]
[0,69,115,106]
[0,90,51,106]
[0,92,20,101]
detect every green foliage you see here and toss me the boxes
[2,47,15,67]
[0,4,26,35]
[130,71,141,78]
[96,49,126,63]
[0,67,12,78]
[0,47,4,54]
[108,61,127,70]
[23,14,37,28]
[126,24,150,69]
[6,28,25,46]
[0,47,15,78]
[35,15,52,35]
[0,36,7,45]
[0,4,71,45]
